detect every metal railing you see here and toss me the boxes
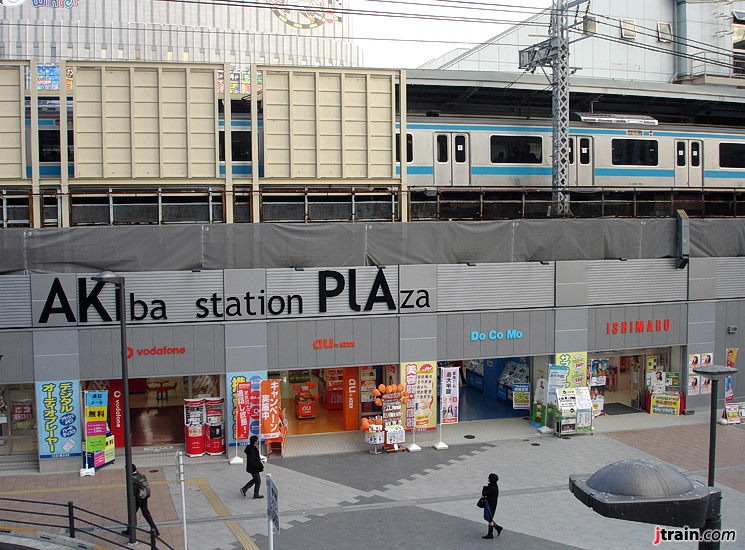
[0,496,174,550]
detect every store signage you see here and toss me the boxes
[260,380,281,439]
[313,338,355,349]
[650,393,681,416]
[36,380,82,459]
[235,382,251,441]
[32,268,428,326]
[108,380,124,447]
[469,329,523,341]
[606,318,671,335]
[126,345,186,358]
[343,368,359,431]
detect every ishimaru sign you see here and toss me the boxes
[30,267,431,327]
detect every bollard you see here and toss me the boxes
[67,501,75,539]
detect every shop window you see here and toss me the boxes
[611,139,658,166]
[38,129,74,163]
[719,142,745,168]
[490,135,542,164]
[395,133,413,163]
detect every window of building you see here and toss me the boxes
[395,133,413,163]
[583,15,597,35]
[218,131,252,162]
[67,46,73,57]
[620,19,637,39]
[733,12,745,75]
[657,22,673,43]
[117,48,124,59]
[134,48,141,60]
[611,139,658,166]
[183,50,189,61]
[167,49,174,61]
[719,142,745,168]
[490,135,542,163]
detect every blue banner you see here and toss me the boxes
[36,380,82,459]
[226,371,266,446]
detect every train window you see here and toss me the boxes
[719,142,745,168]
[395,133,413,163]
[437,135,448,163]
[691,142,700,167]
[569,139,574,164]
[611,139,658,166]
[579,138,590,165]
[490,135,542,164]
[38,130,74,163]
[677,142,686,167]
[454,135,466,163]
[218,131,252,162]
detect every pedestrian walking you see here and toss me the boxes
[481,473,503,539]
[240,435,264,499]
[123,464,159,537]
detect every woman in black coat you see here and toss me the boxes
[240,435,264,499]
[481,473,503,539]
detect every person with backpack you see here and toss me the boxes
[240,435,264,499]
[129,464,159,536]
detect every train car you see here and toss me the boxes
[397,114,745,190]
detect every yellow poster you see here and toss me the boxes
[104,434,116,463]
[555,352,588,388]
[401,361,437,431]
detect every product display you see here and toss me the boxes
[292,382,319,419]
[318,368,344,410]
[361,383,409,453]
[497,360,529,402]
[554,387,593,436]
[184,398,206,457]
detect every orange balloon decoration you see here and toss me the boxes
[388,385,396,394]
[307,382,316,389]
[292,384,299,391]
[372,389,381,397]
[402,391,409,398]
[314,394,320,401]
[397,383,404,393]
[361,420,370,431]
[375,398,383,406]
[378,384,386,393]
[402,397,408,404]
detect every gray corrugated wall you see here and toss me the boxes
[2,218,745,275]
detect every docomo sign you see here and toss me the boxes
[470,329,523,341]
[126,345,186,358]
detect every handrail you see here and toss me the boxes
[0,497,175,550]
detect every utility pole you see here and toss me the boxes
[520,0,587,217]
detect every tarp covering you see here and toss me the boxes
[1,219,744,274]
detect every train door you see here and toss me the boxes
[569,136,593,186]
[674,140,703,187]
[434,133,470,186]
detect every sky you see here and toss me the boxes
[348,0,553,69]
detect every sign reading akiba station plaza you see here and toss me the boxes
[21,267,434,328]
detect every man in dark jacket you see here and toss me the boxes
[122,464,159,537]
[240,435,264,499]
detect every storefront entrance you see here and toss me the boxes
[0,384,37,456]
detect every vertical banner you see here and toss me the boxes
[725,348,738,401]
[226,371,266,446]
[36,380,82,459]
[401,362,437,431]
[555,352,588,388]
[260,379,282,439]
[441,367,459,424]
[235,382,251,441]
[343,367,359,431]
[108,380,125,447]
[547,364,570,406]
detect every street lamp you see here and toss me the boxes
[692,363,737,550]
[92,270,136,544]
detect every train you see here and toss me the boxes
[29,104,745,190]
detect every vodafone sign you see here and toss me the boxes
[126,345,186,358]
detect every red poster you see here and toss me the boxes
[236,382,251,441]
[343,367,359,431]
[260,380,281,439]
[108,379,124,447]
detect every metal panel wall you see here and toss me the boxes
[0,65,25,179]
[689,257,716,301]
[160,69,189,178]
[261,67,397,180]
[715,300,745,401]
[132,69,161,178]
[587,303,687,351]
[33,329,80,382]
[0,275,31,328]
[436,263,554,312]
[587,259,687,305]
[103,68,133,178]
[715,257,745,299]
[75,67,104,178]
[437,309,554,361]
[188,69,217,178]
[267,315,399,369]
[0,331,34,384]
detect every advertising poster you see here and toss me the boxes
[590,386,605,417]
[700,376,712,395]
[0,395,6,424]
[360,368,376,403]
[650,393,681,416]
[217,69,225,94]
[36,380,82,459]
[555,351,587,388]
[701,352,713,368]
[37,65,60,90]
[83,390,111,467]
[646,355,658,371]
[512,383,530,410]
[688,375,700,396]
[531,378,548,426]
[547,364,570,406]
[590,359,607,387]
[108,380,124,448]
[688,353,700,374]
[724,404,741,424]
[235,382,251,441]
[12,402,33,431]
[260,379,282,439]
[401,361,436,431]
[229,69,241,93]
[226,371,266,446]
[665,372,680,392]
[725,348,738,401]
[441,367,459,423]
[650,370,666,393]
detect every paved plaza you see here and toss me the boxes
[1,409,744,550]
